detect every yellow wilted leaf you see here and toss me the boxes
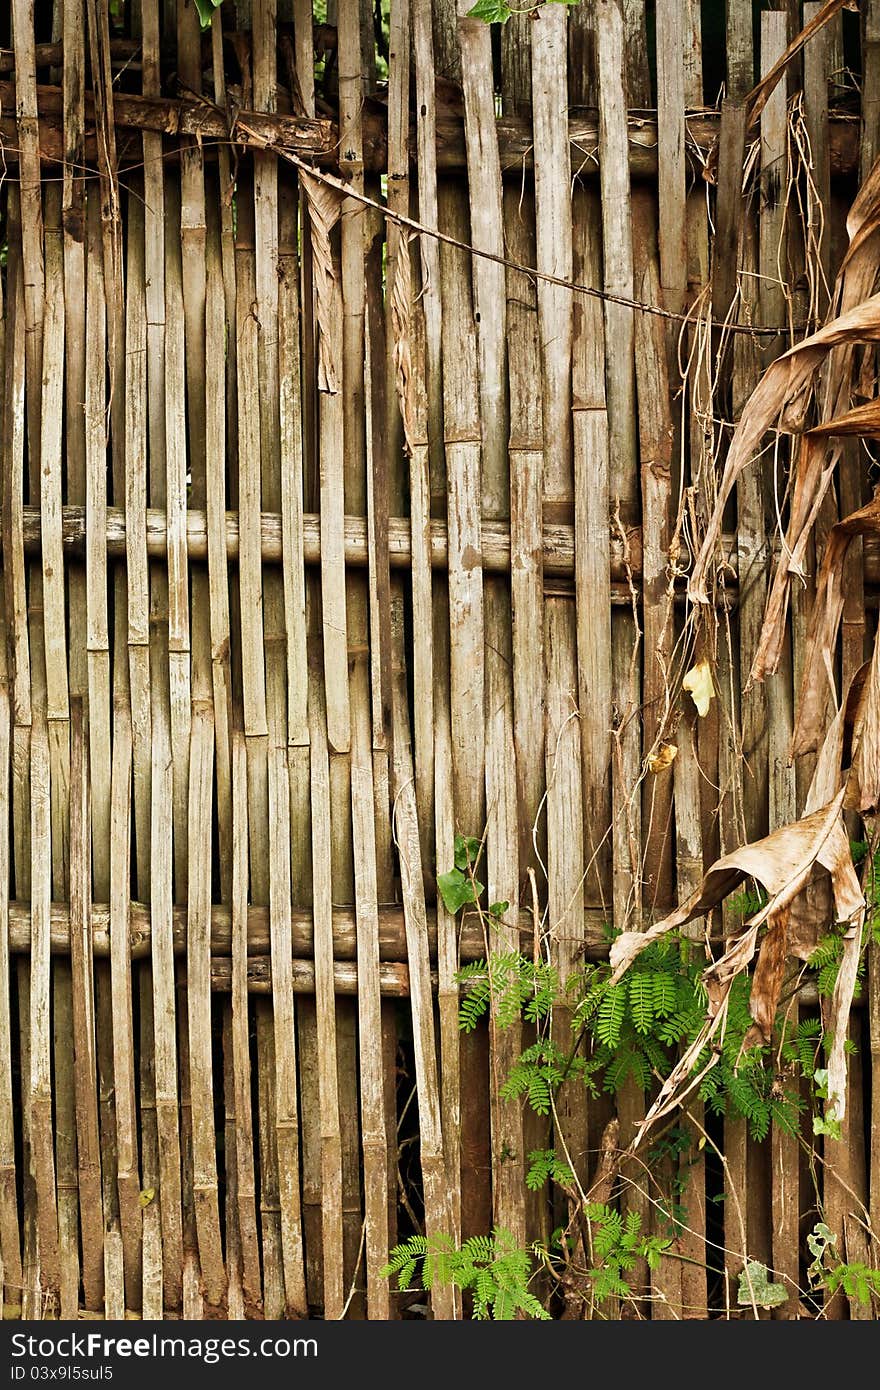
[140,1188,155,1208]
[648,743,678,773]
[683,659,715,717]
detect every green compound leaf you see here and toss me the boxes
[737,1260,788,1310]
[489,900,509,919]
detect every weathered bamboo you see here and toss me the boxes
[0,684,21,1307]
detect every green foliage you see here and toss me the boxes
[437,834,485,914]
[571,940,808,1142]
[455,952,559,1031]
[381,1228,550,1320]
[824,1262,880,1307]
[806,1221,880,1309]
[806,1222,838,1282]
[467,0,580,24]
[525,1148,575,1191]
[501,1039,599,1114]
[437,868,484,915]
[583,1203,671,1304]
[193,0,221,29]
[737,1260,788,1310]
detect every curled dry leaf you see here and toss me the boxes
[390,232,417,456]
[610,789,864,1143]
[647,742,677,773]
[790,492,880,756]
[300,170,342,393]
[748,150,880,683]
[689,290,880,608]
[682,660,714,717]
[691,150,880,700]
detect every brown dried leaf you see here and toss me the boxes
[689,292,880,607]
[847,638,880,813]
[749,152,880,683]
[790,491,880,756]
[610,790,864,1143]
[746,909,789,1044]
[682,660,715,717]
[647,742,678,773]
[806,396,880,438]
[609,791,848,983]
[300,170,342,394]
[390,233,417,456]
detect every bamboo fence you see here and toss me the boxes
[0,0,877,1321]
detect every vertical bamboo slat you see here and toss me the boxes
[108,709,141,1308]
[186,709,225,1308]
[0,683,21,1307]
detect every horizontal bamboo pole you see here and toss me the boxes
[9,504,880,590]
[3,907,847,1005]
[210,957,415,997]
[0,80,333,154]
[0,90,860,180]
[3,899,609,962]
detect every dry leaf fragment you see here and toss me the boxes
[682,660,715,717]
[300,170,342,394]
[647,742,678,773]
[609,790,863,1143]
[689,288,880,607]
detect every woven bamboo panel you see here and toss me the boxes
[0,0,877,1321]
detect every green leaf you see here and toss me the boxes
[813,1112,842,1141]
[437,867,483,915]
[737,1260,788,1310]
[454,834,482,870]
[467,0,513,21]
[194,0,221,29]
[489,900,509,919]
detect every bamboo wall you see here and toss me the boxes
[0,0,877,1320]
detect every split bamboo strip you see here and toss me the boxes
[0,683,21,1307]
[307,645,344,1319]
[267,744,307,1316]
[255,996,284,1319]
[633,191,675,918]
[221,1005,244,1321]
[350,658,390,1316]
[11,0,45,477]
[125,194,152,896]
[108,708,142,1308]
[29,719,59,1303]
[68,702,102,1310]
[571,184,611,908]
[164,180,192,901]
[335,7,370,1312]
[390,593,455,1320]
[235,190,271,908]
[431,583,463,1283]
[205,218,234,899]
[149,636,183,1309]
[39,192,70,900]
[595,0,641,935]
[52,958,78,1319]
[2,228,32,907]
[533,6,586,1213]
[230,736,262,1315]
[438,179,489,1239]
[186,707,225,1309]
[85,199,112,903]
